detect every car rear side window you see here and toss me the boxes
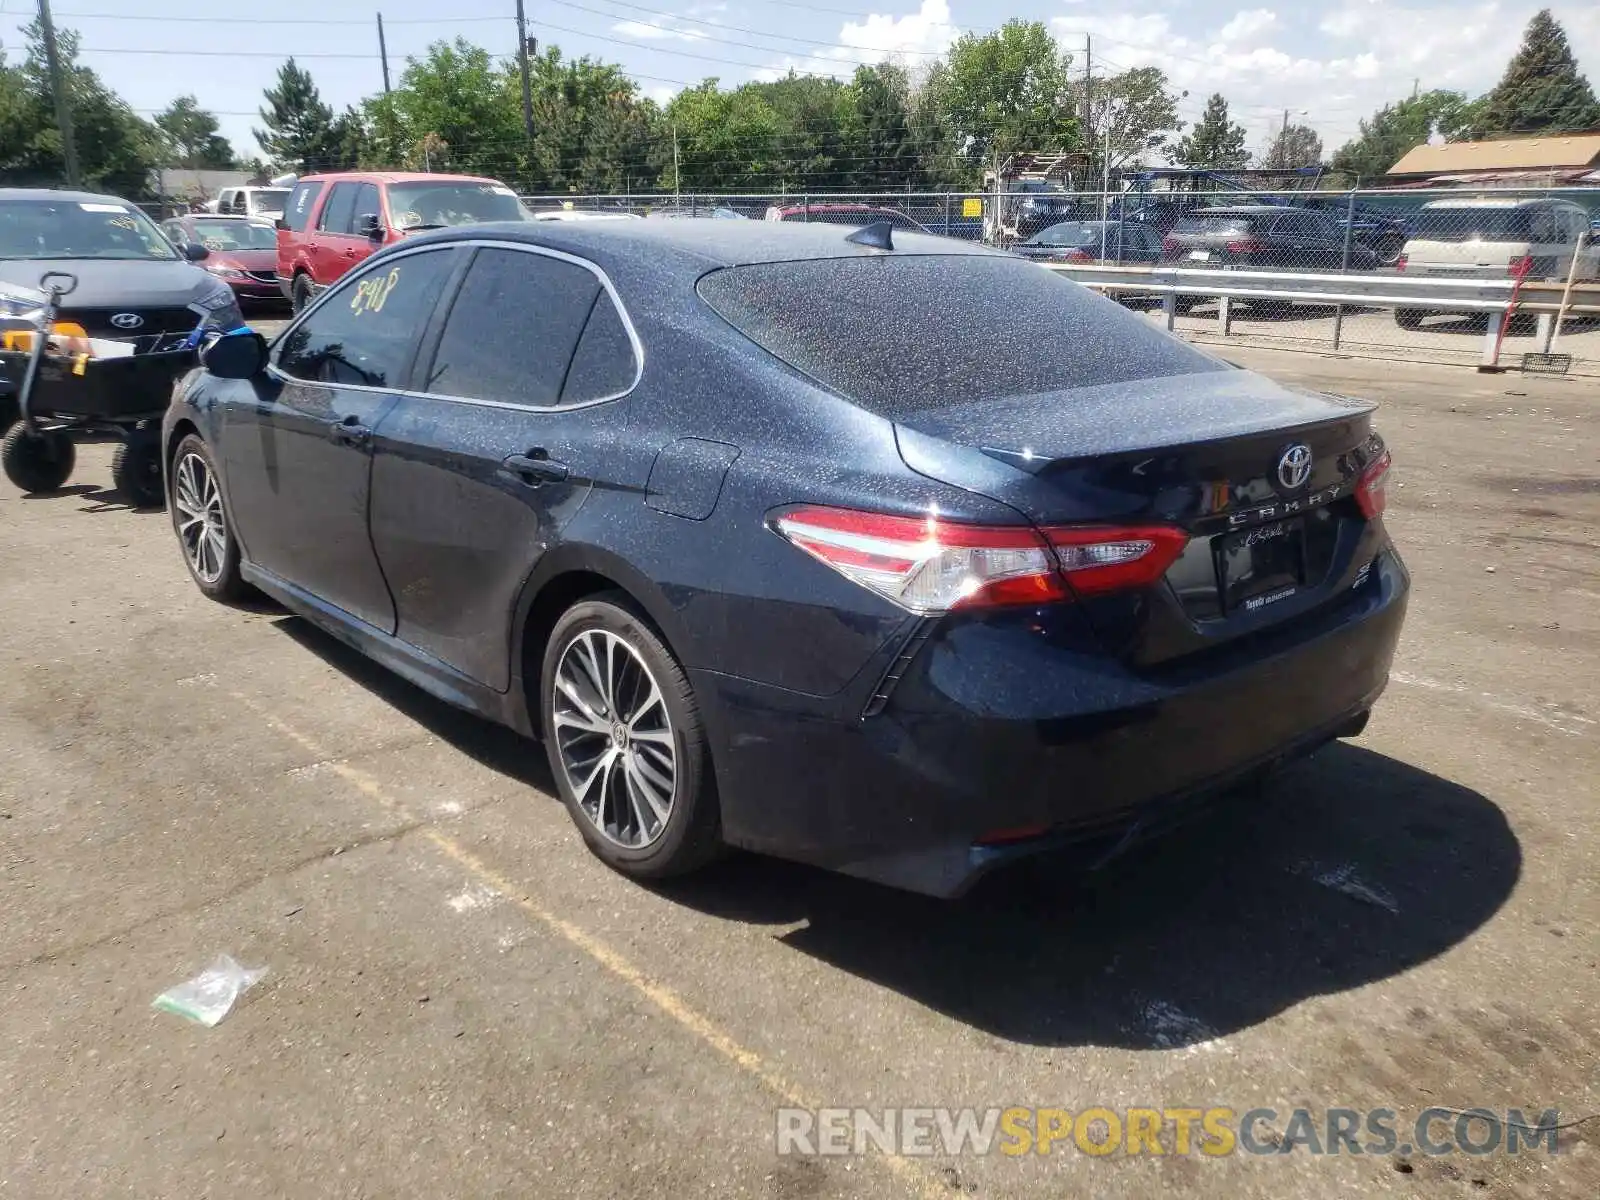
[698,255,1225,417]
[1172,215,1251,236]
[318,182,359,234]
[423,247,604,406]
[284,181,323,232]
[276,248,458,388]
[561,291,638,404]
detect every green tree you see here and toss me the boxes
[153,95,234,169]
[924,21,1077,171]
[1262,122,1323,169]
[1330,90,1476,182]
[523,46,663,192]
[369,38,519,178]
[254,58,338,173]
[1085,67,1185,173]
[1477,9,1600,135]
[1170,92,1247,168]
[2,20,159,195]
[662,80,780,192]
[842,63,916,189]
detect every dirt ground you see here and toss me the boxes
[1,347,1596,1198]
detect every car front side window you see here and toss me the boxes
[275,248,459,389]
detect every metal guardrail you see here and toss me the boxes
[1040,263,1600,369]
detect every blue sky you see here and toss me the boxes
[3,0,1597,165]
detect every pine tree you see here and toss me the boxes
[253,59,338,172]
[1170,93,1248,168]
[1479,9,1600,136]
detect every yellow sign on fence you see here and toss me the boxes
[961,198,983,218]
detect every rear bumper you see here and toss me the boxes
[696,547,1410,897]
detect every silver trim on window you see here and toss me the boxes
[266,237,644,412]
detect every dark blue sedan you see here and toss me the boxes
[163,220,1409,897]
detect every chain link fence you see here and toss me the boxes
[521,186,1600,375]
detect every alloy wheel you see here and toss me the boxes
[172,451,228,585]
[552,628,677,849]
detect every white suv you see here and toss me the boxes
[1395,197,1597,328]
[209,186,292,222]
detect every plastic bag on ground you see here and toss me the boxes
[152,954,268,1027]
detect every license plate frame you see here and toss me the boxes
[1216,519,1307,614]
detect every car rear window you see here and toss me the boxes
[1171,215,1255,236]
[696,255,1225,417]
[1411,208,1533,241]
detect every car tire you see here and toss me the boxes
[1,422,75,493]
[1374,235,1405,266]
[1394,308,1426,330]
[169,434,249,602]
[110,424,165,508]
[291,273,313,315]
[540,594,721,881]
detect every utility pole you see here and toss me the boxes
[37,0,81,189]
[515,0,535,142]
[1081,35,1093,149]
[377,12,391,94]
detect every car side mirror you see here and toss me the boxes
[275,217,288,231]
[202,330,269,380]
[182,242,209,262]
[357,212,383,240]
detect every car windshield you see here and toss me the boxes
[247,189,289,216]
[0,199,179,261]
[1412,208,1534,241]
[1171,215,1254,236]
[1031,223,1107,247]
[189,219,276,250]
[698,254,1224,417]
[385,181,530,229]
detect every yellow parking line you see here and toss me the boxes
[233,691,945,1199]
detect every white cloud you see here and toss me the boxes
[1218,9,1280,45]
[610,18,709,44]
[753,0,959,81]
[1055,1,1600,157]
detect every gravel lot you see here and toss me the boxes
[2,347,1597,1198]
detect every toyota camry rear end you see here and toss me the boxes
[670,234,1409,897]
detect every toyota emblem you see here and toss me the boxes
[1276,443,1313,491]
[109,312,144,330]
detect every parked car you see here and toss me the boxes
[1293,197,1409,265]
[1160,206,1381,273]
[763,203,932,233]
[0,188,241,502]
[1393,197,1600,328]
[209,186,290,222]
[530,210,642,222]
[1014,220,1163,264]
[648,205,747,220]
[161,213,283,307]
[164,220,1407,897]
[276,171,530,312]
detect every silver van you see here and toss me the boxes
[1395,197,1597,328]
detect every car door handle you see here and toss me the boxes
[502,451,568,484]
[332,419,371,447]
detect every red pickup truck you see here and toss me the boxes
[276,171,528,311]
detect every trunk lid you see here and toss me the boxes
[894,368,1384,666]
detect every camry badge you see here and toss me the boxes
[1276,443,1312,491]
[109,312,144,330]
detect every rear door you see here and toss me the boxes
[221,245,463,630]
[369,243,644,690]
[311,181,360,287]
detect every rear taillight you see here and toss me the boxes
[1161,235,1179,254]
[1225,237,1266,254]
[1060,248,1091,262]
[769,506,1186,614]
[1395,254,1408,271]
[1356,450,1390,520]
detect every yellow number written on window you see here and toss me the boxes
[350,267,401,317]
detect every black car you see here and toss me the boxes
[1160,205,1382,273]
[1294,197,1409,266]
[1014,220,1163,264]
[0,188,242,502]
[165,220,1409,897]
